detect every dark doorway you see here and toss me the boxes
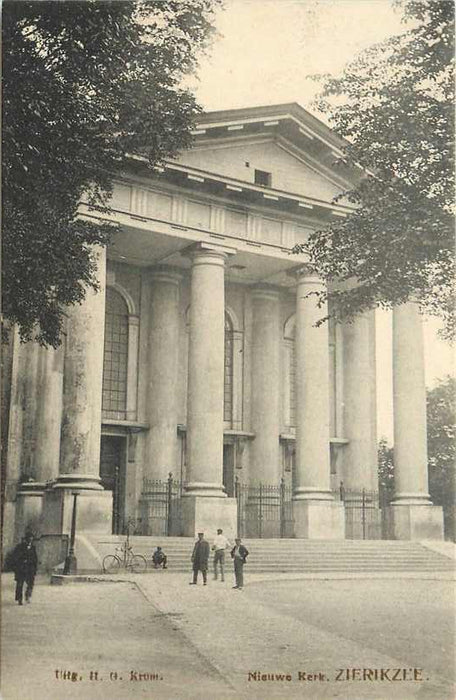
[100,435,126,534]
[223,443,235,497]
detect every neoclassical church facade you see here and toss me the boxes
[2,104,443,549]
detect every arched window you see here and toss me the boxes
[102,288,129,419]
[224,313,234,425]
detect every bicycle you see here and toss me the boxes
[102,532,147,574]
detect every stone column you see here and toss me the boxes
[35,344,65,483]
[250,286,281,483]
[145,267,182,480]
[10,337,43,542]
[4,330,30,548]
[248,286,281,537]
[8,335,65,542]
[341,310,378,538]
[44,247,112,535]
[293,267,344,538]
[20,342,40,480]
[342,310,378,490]
[19,342,65,539]
[182,242,237,539]
[390,302,443,539]
[140,268,182,535]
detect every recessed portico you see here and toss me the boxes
[4,103,442,545]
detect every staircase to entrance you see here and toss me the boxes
[80,535,455,575]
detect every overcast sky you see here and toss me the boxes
[190,0,405,114]
[188,0,454,441]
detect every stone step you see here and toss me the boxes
[81,535,454,574]
[96,542,440,553]
[154,555,454,565]
[142,562,453,572]
[158,567,453,573]
[94,536,426,544]
[125,552,452,563]
[132,550,450,559]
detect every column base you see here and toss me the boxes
[52,473,104,491]
[41,485,112,535]
[15,482,46,541]
[293,487,334,501]
[388,503,444,540]
[184,482,226,498]
[293,499,345,539]
[181,496,237,540]
[2,502,17,561]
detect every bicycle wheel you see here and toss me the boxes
[130,554,147,573]
[103,555,121,574]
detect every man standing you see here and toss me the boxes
[11,531,38,605]
[212,528,231,582]
[231,537,249,590]
[189,532,210,585]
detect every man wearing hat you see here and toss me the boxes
[230,537,249,590]
[11,530,38,605]
[189,532,210,585]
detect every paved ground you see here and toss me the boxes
[1,574,233,700]
[1,571,455,700]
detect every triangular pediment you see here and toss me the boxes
[174,134,346,201]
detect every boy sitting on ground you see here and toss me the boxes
[152,546,167,569]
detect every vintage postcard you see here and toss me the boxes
[1,1,454,699]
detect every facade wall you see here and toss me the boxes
[96,264,348,500]
[2,112,390,541]
[3,251,379,538]
[175,141,342,200]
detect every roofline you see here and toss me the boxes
[196,102,348,153]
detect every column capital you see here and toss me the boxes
[250,284,282,302]
[184,241,237,265]
[291,264,325,288]
[149,265,183,286]
[392,298,423,317]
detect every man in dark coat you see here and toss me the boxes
[189,532,210,585]
[11,532,38,605]
[231,537,249,590]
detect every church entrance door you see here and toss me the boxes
[223,443,235,497]
[100,435,126,534]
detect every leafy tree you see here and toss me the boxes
[427,375,455,539]
[377,377,455,539]
[377,436,395,504]
[294,0,455,338]
[2,0,220,346]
